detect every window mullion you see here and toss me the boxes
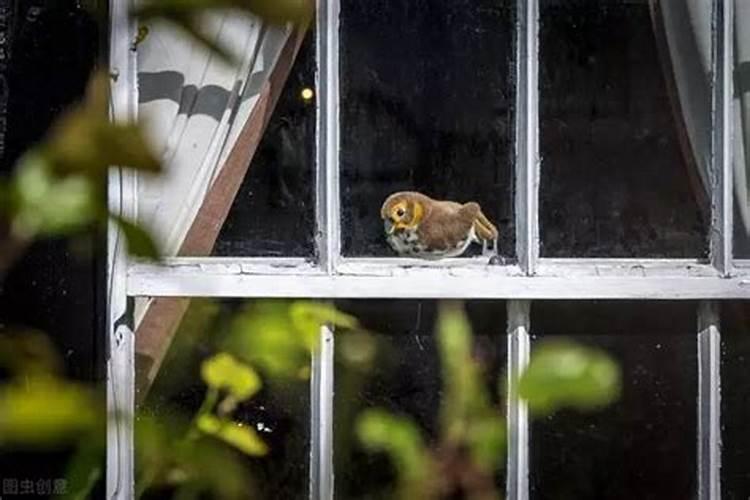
[310,324,335,500]
[507,300,531,500]
[697,301,722,500]
[515,0,540,276]
[316,0,341,275]
[710,0,733,275]
[107,0,138,496]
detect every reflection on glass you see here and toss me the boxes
[333,300,507,498]
[530,301,697,500]
[340,0,515,259]
[215,34,316,257]
[539,0,709,257]
[140,299,310,499]
[720,301,750,498]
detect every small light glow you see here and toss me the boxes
[301,87,314,101]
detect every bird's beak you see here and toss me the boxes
[384,218,395,235]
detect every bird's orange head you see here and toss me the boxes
[380,192,426,235]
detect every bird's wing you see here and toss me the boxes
[417,201,475,250]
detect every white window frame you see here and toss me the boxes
[107,0,735,498]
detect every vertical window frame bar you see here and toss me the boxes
[514,0,540,276]
[316,0,341,275]
[107,0,138,496]
[507,300,531,500]
[697,301,722,500]
[310,325,335,500]
[710,0,733,276]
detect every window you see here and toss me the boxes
[108,0,742,498]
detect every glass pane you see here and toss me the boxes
[530,301,698,500]
[733,4,750,257]
[214,33,316,257]
[340,0,516,260]
[138,299,310,499]
[334,300,507,498]
[539,0,710,257]
[137,26,316,257]
[720,301,750,498]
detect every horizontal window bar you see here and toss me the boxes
[126,267,750,299]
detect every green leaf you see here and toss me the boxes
[436,302,492,441]
[200,353,261,401]
[290,301,359,351]
[0,376,101,447]
[356,409,429,482]
[10,153,99,239]
[196,414,268,456]
[466,415,506,471]
[111,214,161,260]
[42,72,160,177]
[518,340,621,416]
[224,301,311,379]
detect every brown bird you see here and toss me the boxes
[380,191,499,259]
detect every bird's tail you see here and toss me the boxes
[473,210,498,242]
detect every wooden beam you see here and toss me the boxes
[135,24,309,403]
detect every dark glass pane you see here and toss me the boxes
[539,0,709,257]
[214,33,316,257]
[720,301,750,498]
[340,0,515,260]
[140,299,310,500]
[334,300,507,498]
[530,301,697,500]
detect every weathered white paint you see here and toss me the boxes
[107,0,137,497]
[697,301,722,500]
[506,301,530,500]
[126,262,750,299]
[710,0,734,275]
[316,0,340,275]
[514,0,540,277]
[310,325,334,500]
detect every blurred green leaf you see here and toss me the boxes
[197,414,268,456]
[290,301,359,352]
[436,302,493,442]
[466,415,506,472]
[356,409,429,483]
[0,376,101,447]
[42,72,160,177]
[201,353,261,401]
[225,300,358,380]
[111,214,161,260]
[0,329,63,376]
[519,340,621,416]
[9,153,98,239]
[135,413,255,499]
[225,301,309,378]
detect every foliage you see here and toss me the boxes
[0,73,161,263]
[354,302,622,499]
[519,339,621,416]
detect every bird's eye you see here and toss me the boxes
[396,208,405,217]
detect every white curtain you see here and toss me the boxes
[136,13,290,256]
[657,0,750,249]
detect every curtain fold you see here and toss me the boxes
[656,0,750,250]
[136,14,291,256]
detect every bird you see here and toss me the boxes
[380,191,499,259]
